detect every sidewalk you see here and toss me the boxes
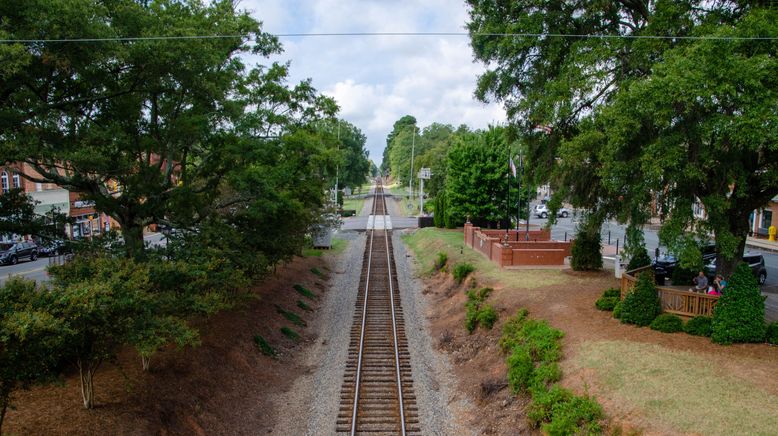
[746,237,778,253]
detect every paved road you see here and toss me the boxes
[0,257,53,285]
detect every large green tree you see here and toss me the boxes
[0,0,336,257]
[382,115,417,177]
[467,1,778,276]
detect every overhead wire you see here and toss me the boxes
[1,31,777,43]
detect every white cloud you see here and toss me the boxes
[242,0,506,165]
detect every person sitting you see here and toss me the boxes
[708,282,721,295]
[715,274,727,294]
[691,271,708,293]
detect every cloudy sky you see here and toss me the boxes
[241,0,506,165]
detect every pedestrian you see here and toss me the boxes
[691,271,708,293]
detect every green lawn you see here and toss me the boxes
[341,197,366,215]
[578,340,778,436]
[401,227,566,288]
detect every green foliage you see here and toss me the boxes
[595,288,621,311]
[276,305,306,327]
[650,314,684,333]
[293,284,317,300]
[434,251,448,271]
[280,326,300,342]
[612,301,623,319]
[620,273,660,327]
[766,322,778,345]
[571,216,603,271]
[452,262,475,284]
[500,309,603,433]
[627,249,652,272]
[684,316,713,337]
[296,300,312,312]
[464,288,497,333]
[434,194,446,228]
[310,267,324,278]
[253,335,276,357]
[671,267,698,287]
[712,263,767,344]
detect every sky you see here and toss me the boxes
[241,0,506,166]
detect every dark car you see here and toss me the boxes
[0,241,39,265]
[705,253,768,285]
[651,243,717,280]
[38,239,71,257]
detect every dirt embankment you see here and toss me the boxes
[4,254,335,435]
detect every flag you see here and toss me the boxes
[509,156,517,177]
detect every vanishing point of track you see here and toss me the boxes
[336,182,419,435]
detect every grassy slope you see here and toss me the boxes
[341,197,365,215]
[579,341,778,436]
[402,228,566,289]
[301,237,347,257]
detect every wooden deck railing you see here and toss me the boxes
[620,266,719,318]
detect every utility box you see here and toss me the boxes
[311,224,332,249]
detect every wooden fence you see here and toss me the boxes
[620,266,719,318]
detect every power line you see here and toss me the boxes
[1,31,777,43]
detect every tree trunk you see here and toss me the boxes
[77,358,100,409]
[716,210,751,279]
[141,355,151,371]
[0,385,10,435]
[121,223,145,259]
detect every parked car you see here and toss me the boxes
[705,253,767,285]
[38,239,71,257]
[533,203,570,219]
[0,241,39,265]
[651,243,717,280]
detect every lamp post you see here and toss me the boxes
[408,126,416,207]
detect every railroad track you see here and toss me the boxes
[337,182,420,435]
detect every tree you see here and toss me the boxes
[0,0,335,258]
[0,189,70,241]
[382,115,417,175]
[711,262,767,344]
[445,127,512,226]
[332,121,370,191]
[0,278,68,432]
[467,2,778,277]
[570,213,603,271]
[620,272,661,327]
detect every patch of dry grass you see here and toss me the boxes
[577,340,778,436]
[401,227,566,289]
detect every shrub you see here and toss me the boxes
[310,267,324,277]
[540,393,603,435]
[602,288,621,299]
[612,301,623,319]
[684,316,713,337]
[465,300,479,333]
[433,195,445,228]
[595,296,620,311]
[766,322,778,345]
[434,251,448,271]
[711,263,767,344]
[627,248,652,271]
[253,335,276,356]
[477,305,498,329]
[296,300,312,312]
[280,326,300,342]
[620,272,660,327]
[527,385,572,426]
[293,284,317,300]
[533,362,562,387]
[650,313,684,333]
[671,267,697,287]
[499,309,530,352]
[276,305,306,327]
[452,262,475,284]
[506,346,534,393]
[570,224,602,271]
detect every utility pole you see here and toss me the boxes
[335,121,340,206]
[516,151,522,237]
[409,126,416,207]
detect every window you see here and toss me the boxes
[1,171,8,193]
[762,210,773,229]
[12,173,20,189]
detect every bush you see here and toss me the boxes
[276,305,306,327]
[310,267,324,277]
[434,252,448,271]
[452,262,475,284]
[506,346,535,393]
[499,309,530,352]
[627,248,652,271]
[280,326,300,341]
[293,284,317,300]
[477,305,498,329]
[296,300,312,312]
[527,385,572,426]
[650,313,684,333]
[766,322,778,345]
[570,225,602,271]
[620,272,660,327]
[433,195,446,228]
[671,267,697,286]
[253,335,276,356]
[711,263,767,344]
[540,392,603,435]
[612,301,623,319]
[595,296,620,311]
[684,316,713,337]
[602,288,621,299]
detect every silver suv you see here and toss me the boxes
[0,241,39,265]
[534,204,570,219]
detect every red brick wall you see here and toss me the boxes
[512,249,567,265]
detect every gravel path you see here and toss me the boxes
[268,231,366,435]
